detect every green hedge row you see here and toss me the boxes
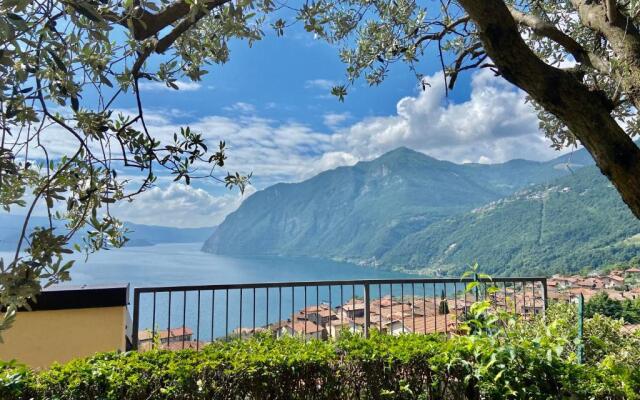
[2,303,639,399]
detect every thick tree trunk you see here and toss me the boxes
[458,0,640,220]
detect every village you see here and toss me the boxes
[138,268,640,350]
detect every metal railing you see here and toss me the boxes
[131,277,547,350]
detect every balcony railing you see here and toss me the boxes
[131,277,547,351]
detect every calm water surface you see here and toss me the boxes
[1,243,434,340]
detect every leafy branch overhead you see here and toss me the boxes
[1,0,258,333]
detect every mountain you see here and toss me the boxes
[203,147,606,272]
[381,166,640,276]
[0,214,214,251]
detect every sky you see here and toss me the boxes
[25,23,572,229]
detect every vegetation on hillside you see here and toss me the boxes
[383,167,640,276]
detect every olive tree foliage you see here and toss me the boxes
[0,0,261,333]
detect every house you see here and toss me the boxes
[232,327,271,339]
[625,268,640,277]
[341,301,366,319]
[605,274,626,288]
[384,320,413,335]
[328,319,363,338]
[298,305,337,326]
[403,314,460,335]
[0,283,131,369]
[279,320,326,340]
[138,326,193,346]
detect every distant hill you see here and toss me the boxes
[202,147,627,275]
[0,214,215,251]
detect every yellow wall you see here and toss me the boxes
[0,306,128,369]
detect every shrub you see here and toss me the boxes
[2,300,639,399]
[2,325,639,400]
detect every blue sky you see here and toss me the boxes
[27,24,568,228]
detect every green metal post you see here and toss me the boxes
[577,293,584,364]
[474,273,479,302]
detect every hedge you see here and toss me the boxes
[2,303,639,399]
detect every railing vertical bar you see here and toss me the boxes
[503,282,508,312]
[167,291,172,348]
[239,288,243,338]
[454,282,458,332]
[328,286,332,338]
[291,286,295,336]
[225,289,229,340]
[151,292,156,349]
[253,287,256,333]
[542,278,548,312]
[516,281,520,315]
[266,287,269,328]
[304,285,307,339]
[351,284,355,334]
[211,290,215,342]
[390,284,393,335]
[182,291,186,349]
[196,290,201,351]
[378,283,383,333]
[132,289,140,351]
[531,281,535,316]
[363,283,370,338]
[444,283,448,335]
[401,284,405,333]
[422,283,427,334]
[411,283,416,333]
[340,285,344,331]
[464,283,469,319]
[433,283,437,333]
[316,285,320,340]
[278,287,282,333]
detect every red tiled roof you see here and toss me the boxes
[138,326,193,341]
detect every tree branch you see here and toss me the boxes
[126,0,231,40]
[458,0,640,219]
[508,6,609,74]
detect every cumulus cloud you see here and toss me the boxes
[138,80,202,91]
[111,183,256,228]
[333,70,556,164]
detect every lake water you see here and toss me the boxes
[2,243,442,341]
[21,242,417,287]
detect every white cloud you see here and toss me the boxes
[323,112,351,129]
[138,80,202,91]
[304,79,336,90]
[224,102,256,113]
[111,183,256,228]
[332,70,558,164]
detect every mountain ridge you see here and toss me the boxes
[202,146,634,275]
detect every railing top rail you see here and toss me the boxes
[133,276,547,293]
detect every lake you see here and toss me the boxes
[27,242,418,287]
[2,243,440,340]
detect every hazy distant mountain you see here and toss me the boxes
[0,214,214,251]
[203,147,614,274]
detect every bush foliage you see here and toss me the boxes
[2,304,639,399]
